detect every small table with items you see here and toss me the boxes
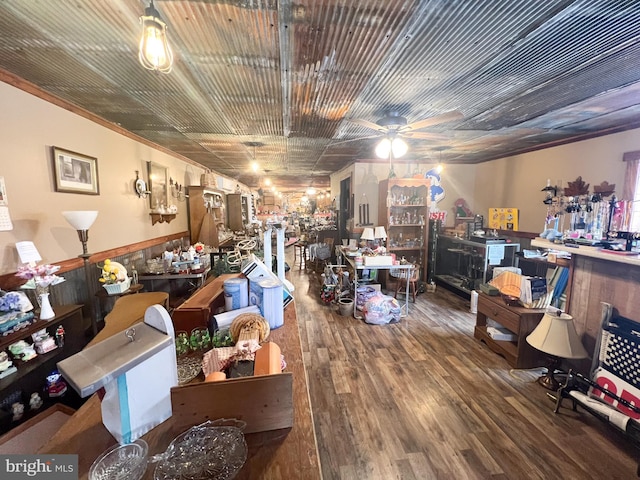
[341,248,415,319]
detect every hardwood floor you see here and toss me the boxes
[286,256,638,479]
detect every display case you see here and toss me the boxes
[187,186,231,248]
[434,234,520,294]
[378,178,430,280]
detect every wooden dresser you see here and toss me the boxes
[474,292,546,368]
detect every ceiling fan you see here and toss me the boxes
[336,110,464,158]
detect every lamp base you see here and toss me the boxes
[537,357,561,391]
[537,371,560,391]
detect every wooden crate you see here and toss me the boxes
[170,372,293,434]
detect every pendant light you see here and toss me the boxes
[138,0,173,73]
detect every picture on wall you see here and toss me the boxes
[52,146,100,195]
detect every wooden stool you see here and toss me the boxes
[293,242,308,269]
[394,265,420,302]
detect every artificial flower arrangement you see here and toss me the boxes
[15,264,65,290]
[98,259,131,294]
[98,259,122,285]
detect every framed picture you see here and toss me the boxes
[52,147,99,195]
[147,161,168,210]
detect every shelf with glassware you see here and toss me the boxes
[186,186,232,248]
[378,178,431,282]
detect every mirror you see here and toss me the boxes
[147,162,168,211]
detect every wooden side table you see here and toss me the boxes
[474,292,546,368]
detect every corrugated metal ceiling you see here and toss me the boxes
[1,0,640,191]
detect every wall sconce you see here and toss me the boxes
[169,177,186,201]
[138,0,173,73]
[62,210,100,336]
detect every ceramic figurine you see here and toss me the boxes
[0,351,11,372]
[29,392,43,410]
[55,325,65,347]
[11,402,24,421]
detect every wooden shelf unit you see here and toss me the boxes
[226,193,250,232]
[0,304,87,434]
[186,186,227,247]
[378,178,430,281]
[149,213,176,225]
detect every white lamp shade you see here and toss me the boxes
[63,211,98,230]
[360,227,375,241]
[374,226,387,239]
[375,137,408,159]
[526,312,589,359]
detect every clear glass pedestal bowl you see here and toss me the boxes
[89,439,148,480]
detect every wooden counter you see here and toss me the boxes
[39,284,321,479]
[530,238,640,359]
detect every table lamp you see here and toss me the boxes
[374,226,387,249]
[526,311,589,390]
[360,227,374,248]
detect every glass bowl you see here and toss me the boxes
[89,439,148,480]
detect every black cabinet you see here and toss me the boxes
[0,305,87,434]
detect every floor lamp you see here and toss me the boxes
[62,210,99,336]
[526,311,589,390]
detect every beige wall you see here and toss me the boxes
[0,82,240,274]
[474,132,633,233]
[332,161,477,228]
[333,129,634,234]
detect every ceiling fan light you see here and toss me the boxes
[138,1,173,73]
[375,138,391,159]
[306,187,316,195]
[391,138,408,158]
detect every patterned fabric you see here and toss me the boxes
[600,316,640,390]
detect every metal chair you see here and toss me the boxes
[392,263,420,302]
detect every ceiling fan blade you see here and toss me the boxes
[404,110,464,131]
[329,135,379,146]
[348,118,386,132]
[403,131,450,141]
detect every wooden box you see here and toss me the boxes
[170,372,293,434]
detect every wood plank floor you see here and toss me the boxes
[286,255,638,479]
